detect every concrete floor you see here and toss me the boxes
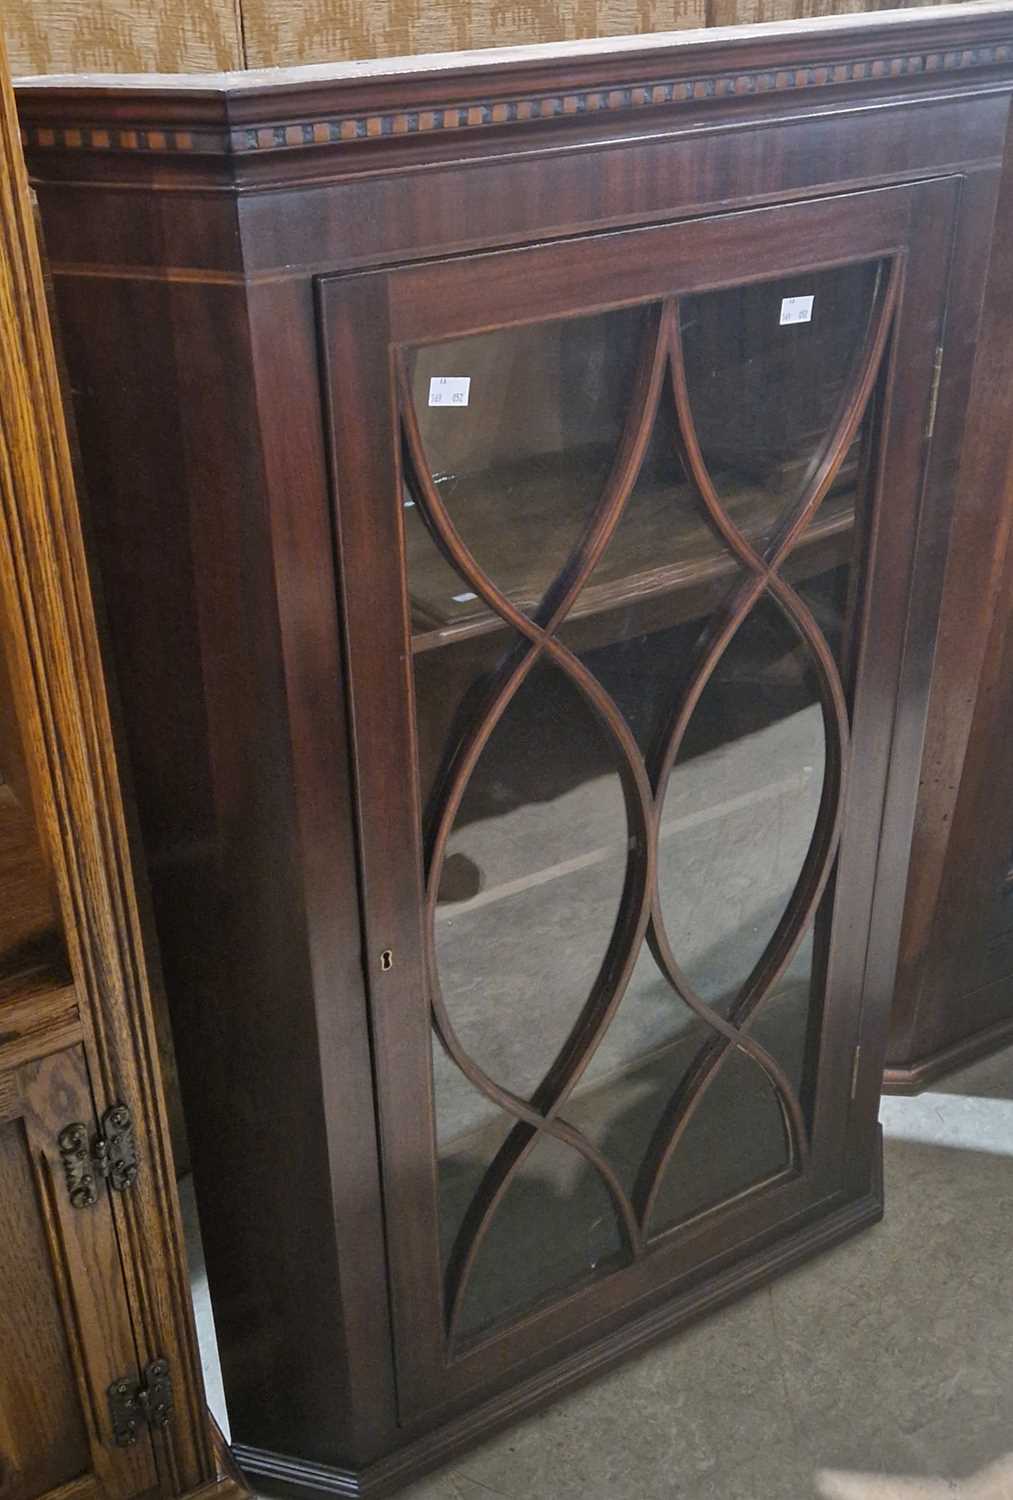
[183,1038,1013,1499]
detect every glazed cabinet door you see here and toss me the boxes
[0,1043,158,1500]
[321,178,962,1420]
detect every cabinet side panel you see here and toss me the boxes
[50,272,370,1463]
[890,105,1013,1072]
[51,275,213,863]
[897,527,1013,1060]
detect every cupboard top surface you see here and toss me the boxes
[14,0,1013,177]
[13,3,1013,92]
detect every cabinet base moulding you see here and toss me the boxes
[233,1147,883,1500]
[883,1013,1013,1094]
[201,1415,255,1500]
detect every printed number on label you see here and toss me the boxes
[429,376,471,407]
[779,296,814,326]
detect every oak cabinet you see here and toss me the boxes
[16,5,1013,1494]
[0,1046,159,1500]
[0,37,242,1500]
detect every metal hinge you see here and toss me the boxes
[108,1358,173,1447]
[57,1103,138,1209]
[925,345,944,441]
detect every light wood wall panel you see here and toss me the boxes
[241,0,705,69]
[241,0,955,64]
[709,0,869,19]
[4,1,976,92]
[4,0,242,76]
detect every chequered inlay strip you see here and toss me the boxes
[18,40,1012,156]
[19,123,224,153]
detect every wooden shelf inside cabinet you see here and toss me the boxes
[409,456,857,650]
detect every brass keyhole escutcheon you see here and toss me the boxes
[380,950,393,972]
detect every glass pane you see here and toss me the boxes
[405,307,646,646]
[580,369,740,632]
[450,1131,625,1341]
[430,652,628,1123]
[656,596,825,1015]
[559,590,828,1224]
[647,1047,791,1229]
[681,261,882,553]
[403,263,882,1342]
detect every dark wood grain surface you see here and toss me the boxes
[885,107,1013,1092]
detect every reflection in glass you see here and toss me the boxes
[406,308,645,643]
[655,597,826,1015]
[681,262,882,553]
[449,1132,625,1339]
[431,656,628,1120]
[404,266,884,1343]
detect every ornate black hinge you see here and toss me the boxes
[108,1358,173,1447]
[57,1103,138,1209]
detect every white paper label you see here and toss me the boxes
[779,296,814,326]
[453,592,478,603]
[429,376,471,407]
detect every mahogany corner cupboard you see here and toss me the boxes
[16,6,1013,1494]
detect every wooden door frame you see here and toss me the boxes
[0,30,235,1500]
